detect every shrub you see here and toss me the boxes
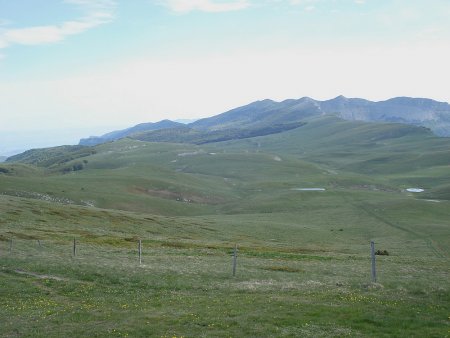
[72,162,84,171]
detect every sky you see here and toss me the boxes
[1,0,450,154]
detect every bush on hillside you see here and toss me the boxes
[61,161,85,173]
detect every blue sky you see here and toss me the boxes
[1,0,450,153]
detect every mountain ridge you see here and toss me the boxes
[77,96,450,147]
[79,119,183,146]
[189,95,450,134]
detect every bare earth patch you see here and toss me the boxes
[129,186,225,204]
[14,269,67,281]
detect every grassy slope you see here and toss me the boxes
[1,117,449,336]
[1,194,449,337]
[212,116,450,197]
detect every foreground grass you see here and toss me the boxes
[1,242,448,337]
[1,196,449,337]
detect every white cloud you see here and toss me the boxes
[0,0,115,51]
[289,0,317,5]
[163,0,249,13]
[5,26,70,46]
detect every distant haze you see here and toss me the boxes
[4,95,450,156]
[0,126,125,156]
[1,1,450,154]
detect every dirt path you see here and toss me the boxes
[357,203,446,258]
[14,269,67,281]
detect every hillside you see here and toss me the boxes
[2,188,449,336]
[79,120,183,146]
[191,96,450,136]
[131,122,306,144]
[6,145,96,173]
[76,96,450,147]
[79,96,450,146]
[4,116,450,217]
[190,98,322,131]
[2,115,450,336]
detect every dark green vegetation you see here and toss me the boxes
[6,145,96,171]
[1,116,450,337]
[79,120,183,146]
[132,121,306,145]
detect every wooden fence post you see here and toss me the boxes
[370,241,377,283]
[232,244,237,276]
[73,238,77,257]
[138,239,142,265]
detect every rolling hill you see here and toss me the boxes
[4,115,450,216]
[2,113,450,337]
[79,119,183,146]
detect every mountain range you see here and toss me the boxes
[78,96,450,146]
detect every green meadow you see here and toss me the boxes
[1,117,449,337]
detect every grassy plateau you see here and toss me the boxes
[1,117,449,337]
